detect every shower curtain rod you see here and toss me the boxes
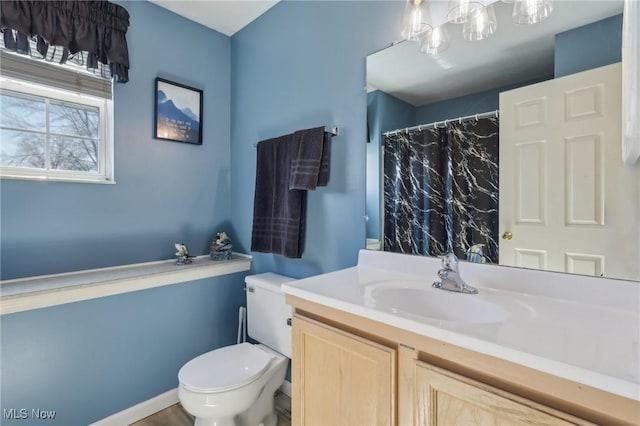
[383,110,499,137]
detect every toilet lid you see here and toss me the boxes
[178,343,272,392]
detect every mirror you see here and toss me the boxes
[366,0,640,281]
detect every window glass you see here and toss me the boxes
[0,83,111,182]
[49,101,99,139]
[0,128,46,168]
[0,92,46,130]
[50,137,99,172]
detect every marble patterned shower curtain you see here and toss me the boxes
[383,117,499,263]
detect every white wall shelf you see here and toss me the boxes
[0,253,252,315]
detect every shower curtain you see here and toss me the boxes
[383,117,499,263]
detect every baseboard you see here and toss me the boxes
[89,388,178,426]
[91,381,290,425]
[280,380,292,397]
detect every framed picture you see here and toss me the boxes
[154,78,203,145]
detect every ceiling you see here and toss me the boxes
[367,0,623,106]
[149,0,280,36]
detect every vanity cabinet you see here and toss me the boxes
[291,314,396,426]
[288,296,638,426]
[413,361,594,426]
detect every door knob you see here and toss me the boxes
[502,231,513,240]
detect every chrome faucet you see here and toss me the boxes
[432,253,478,294]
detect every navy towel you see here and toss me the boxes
[289,126,331,190]
[251,135,306,258]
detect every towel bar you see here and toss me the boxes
[324,126,339,136]
[253,126,339,148]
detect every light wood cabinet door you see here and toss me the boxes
[414,361,595,426]
[292,314,396,426]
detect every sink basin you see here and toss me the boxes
[366,281,508,324]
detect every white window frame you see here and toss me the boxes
[0,77,114,184]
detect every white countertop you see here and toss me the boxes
[282,250,640,401]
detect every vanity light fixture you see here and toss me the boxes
[401,0,433,41]
[463,3,497,41]
[512,0,554,24]
[406,0,553,56]
[447,0,484,24]
[420,24,450,55]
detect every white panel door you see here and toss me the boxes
[499,63,640,280]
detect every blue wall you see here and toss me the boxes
[230,1,404,279]
[0,0,232,280]
[555,14,622,78]
[415,77,551,124]
[366,90,416,239]
[0,2,245,424]
[1,273,246,425]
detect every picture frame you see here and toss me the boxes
[154,78,203,145]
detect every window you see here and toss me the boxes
[0,52,114,183]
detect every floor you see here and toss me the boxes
[130,391,291,426]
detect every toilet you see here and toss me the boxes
[178,273,294,426]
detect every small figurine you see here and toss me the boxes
[210,232,232,261]
[175,242,193,265]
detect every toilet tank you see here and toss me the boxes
[245,273,294,358]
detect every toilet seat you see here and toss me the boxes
[178,343,272,393]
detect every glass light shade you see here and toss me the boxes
[512,0,554,24]
[447,0,483,24]
[463,4,497,41]
[419,25,450,55]
[401,0,433,41]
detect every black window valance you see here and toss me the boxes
[0,1,130,83]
